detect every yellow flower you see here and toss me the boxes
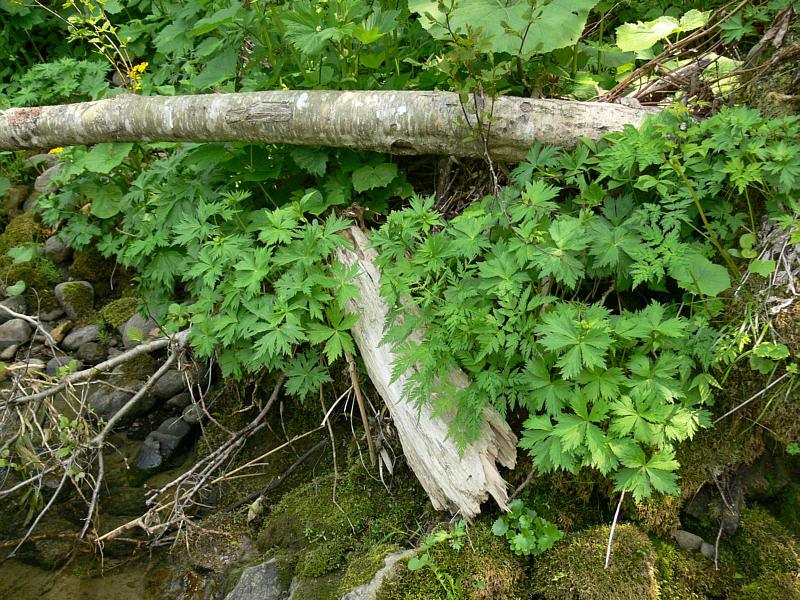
[48,147,64,154]
[128,61,149,91]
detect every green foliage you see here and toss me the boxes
[490,499,562,556]
[375,106,800,500]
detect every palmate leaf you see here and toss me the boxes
[535,304,612,379]
[612,445,680,502]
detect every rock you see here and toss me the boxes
[700,542,717,561]
[120,313,160,348]
[76,341,107,364]
[152,369,186,399]
[49,320,73,344]
[224,559,288,600]
[43,236,72,264]
[87,386,134,420]
[2,185,30,216]
[34,164,61,194]
[24,153,59,169]
[341,549,414,600]
[104,486,146,516]
[157,415,192,438]
[0,345,18,360]
[0,318,32,350]
[22,191,41,213]
[135,430,188,471]
[674,530,704,552]
[0,295,27,323]
[62,324,99,350]
[40,307,65,322]
[54,281,94,320]
[45,355,83,376]
[166,392,192,410]
[182,403,203,425]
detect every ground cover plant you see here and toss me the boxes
[1,0,799,598]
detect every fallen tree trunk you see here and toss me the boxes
[335,227,517,517]
[0,90,653,160]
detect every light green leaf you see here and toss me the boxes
[191,48,237,89]
[5,280,26,296]
[352,163,398,192]
[615,16,679,52]
[84,182,123,219]
[84,143,133,174]
[679,9,709,32]
[670,253,731,297]
[0,176,10,197]
[748,259,776,277]
[7,245,35,264]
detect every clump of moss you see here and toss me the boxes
[653,538,731,600]
[69,246,119,297]
[98,297,139,328]
[259,461,427,579]
[776,483,800,537]
[531,524,658,600]
[723,506,800,578]
[59,281,95,319]
[116,353,156,382]
[632,494,682,537]
[730,572,800,600]
[0,213,41,255]
[377,522,530,600]
[336,543,399,596]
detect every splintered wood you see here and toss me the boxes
[336,227,517,518]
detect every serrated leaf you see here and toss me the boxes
[352,163,398,192]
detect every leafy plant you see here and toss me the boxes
[407,520,469,599]
[491,499,562,556]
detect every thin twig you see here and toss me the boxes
[604,491,625,570]
[713,371,791,424]
[345,351,376,466]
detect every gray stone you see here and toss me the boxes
[39,307,65,322]
[135,429,188,471]
[120,313,159,348]
[34,164,61,194]
[87,387,133,420]
[62,325,100,351]
[700,542,717,561]
[225,559,288,600]
[674,530,704,552]
[166,392,192,410]
[157,415,192,438]
[54,281,94,321]
[0,345,18,360]
[181,404,203,425]
[0,318,32,350]
[341,549,415,600]
[0,295,27,323]
[43,236,72,264]
[22,191,42,214]
[76,341,107,364]
[2,185,29,216]
[45,355,83,377]
[152,369,186,399]
[24,153,59,169]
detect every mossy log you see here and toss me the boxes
[0,91,654,160]
[335,226,517,518]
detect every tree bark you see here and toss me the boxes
[0,90,654,160]
[335,227,517,517]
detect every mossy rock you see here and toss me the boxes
[723,506,800,578]
[0,213,41,255]
[632,494,682,537]
[336,543,400,596]
[259,462,427,579]
[531,524,658,600]
[653,538,731,600]
[776,483,800,538]
[98,297,139,328]
[730,572,800,600]
[290,572,343,600]
[69,246,120,298]
[376,523,529,600]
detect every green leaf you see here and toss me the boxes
[491,518,509,537]
[84,142,133,174]
[352,163,398,193]
[86,182,123,219]
[291,147,328,177]
[0,176,10,197]
[191,48,237,89]
[679,9,709,32]
[615,16,679,52]
[748,259,776,277]
[192,4,242,36]
[7,245,35,264]
[670,253,731,297]
[5,280,26,296]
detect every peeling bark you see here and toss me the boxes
[335,227,517,517]
[0,91,654,160]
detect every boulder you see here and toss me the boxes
[40,307,65,322]
[43,235,72,264]
[0,295,27,323]
[120,313,160,348]
[341,549,414,600]
[54,281,94,320]
[182,403,203,425]
[1,185,30,216]
[157,415,192,439]
[62,324,100,351]
[45,355,83,377]
[674,530,704,552]
[0,345,18,360]
[76,341,107,364]
[135,430,188,471]
[224,559,288,600]
[33,164,61,194]
[166,392,192,410]
[0,318,32,350]
[152,369,186,399]
[22,191,41,213]
[87,381,155,421]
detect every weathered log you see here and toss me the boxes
[0,90,654,160]
[335,227,517,517]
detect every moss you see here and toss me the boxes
[730,572,800,600]
[289,572,343,600]
[0,254,61,312]
[531,524,658,600]
[723,506,800,578]
[116,353,156,383]
[776,483,800,537]
[259,462,427,579]
[69,246,123,298]
[377,523,529,600]
[98,297,139,328]
[59,281,95,319]
[0,213,41,255]
[632,494,683,537]
[336,544,399,595]
[653,538,731,600]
